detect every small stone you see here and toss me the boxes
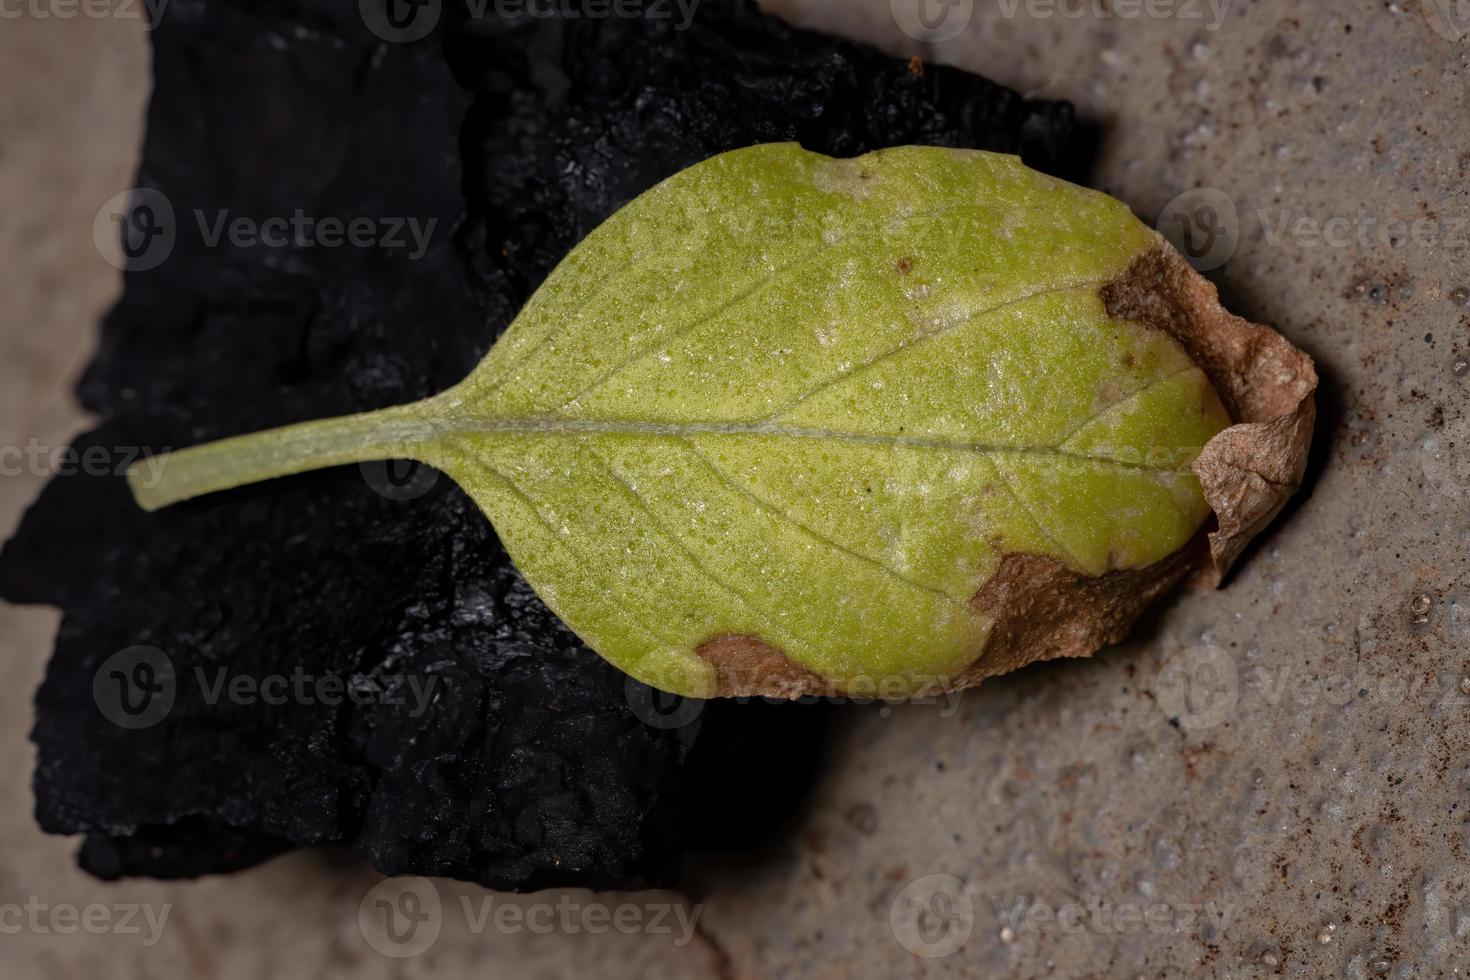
[999,925,1017,943]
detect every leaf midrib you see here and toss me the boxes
[414,416,1193,473]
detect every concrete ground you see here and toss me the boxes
[1,1,1468,976]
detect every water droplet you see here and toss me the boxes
[1368,955,1392,974]
[1246,940,1281,969]
[1190,40,1210,60]
[1459,676,1470,695]
[1317,922,1337,944]
[1453,358,1469,378]
[1411,594,1433,625]
[1451,286,1470,307]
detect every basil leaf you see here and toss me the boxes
[130,144,1240,699]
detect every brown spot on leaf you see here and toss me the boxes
[956,540,1205,686]
[696,634,831,698]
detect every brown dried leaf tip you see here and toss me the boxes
[1103,243,1318,584]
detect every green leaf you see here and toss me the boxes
[129,144,1231,698]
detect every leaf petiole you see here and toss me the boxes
[127,397,445,512]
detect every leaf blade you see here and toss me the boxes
[131,143,1236,697]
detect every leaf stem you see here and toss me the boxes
[127,398,443,512]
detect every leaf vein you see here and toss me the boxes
[768,276,1114,421]
[585,444,804,650]
[1056,365,1199,447]
[463,455,676,647]
[683,439,961,604]
[986,456,1081,570]
[544,203,965,413]
[442,419,1191,473]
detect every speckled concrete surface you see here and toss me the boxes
[2,2,1468,978]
